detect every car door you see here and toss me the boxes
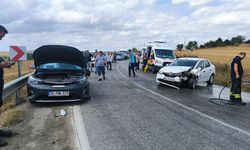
[203,60,213,81]
[195,60,205,82]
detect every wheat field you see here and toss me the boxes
[175,44,250,72]
[3,60,34,83]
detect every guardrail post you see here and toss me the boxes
[15,61,21,105]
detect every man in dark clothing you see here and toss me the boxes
[230,52,246,105]
[86,50,93,72]
[0,25,15,147]
[113,51,117,63]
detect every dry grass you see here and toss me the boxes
[175,44,250,72]
[4,60,34,83]
[0,86,27,127]
[0,109,23,127]
[0,52,33,127]
[175,44,250,91]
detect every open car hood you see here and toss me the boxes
[33,45,84,68]
[160,66,192,73]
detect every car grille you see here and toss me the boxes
[158,79,179,85]
[163,72,178,77]
[37,94,81,100]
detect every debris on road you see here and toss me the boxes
[54,109,67,117]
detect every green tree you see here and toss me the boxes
[185,41,198,51]
[224,39,231,46]
[215,37,225,47]
[204,41,216,48]
[176,44,184,51]
[231,35,245,46]
[199,45,205,49]
[245,39,250,44]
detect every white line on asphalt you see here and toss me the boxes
[116,64,250,137]
[72,105,91,150]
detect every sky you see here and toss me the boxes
[1,0,250,51]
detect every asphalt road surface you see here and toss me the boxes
[79,61,250,150]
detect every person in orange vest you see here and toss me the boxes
[0,25,15,147]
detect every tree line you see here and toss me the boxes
[176,35,250,51]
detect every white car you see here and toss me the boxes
[156,57,216,89]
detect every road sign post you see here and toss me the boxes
[9,46,27,105]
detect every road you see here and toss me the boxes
[78,61,250,150]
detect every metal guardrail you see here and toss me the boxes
[2,73,32,102]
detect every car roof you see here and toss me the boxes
[178,57,207,61]
[153,47,173,50]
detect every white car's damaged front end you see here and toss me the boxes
[156,66,198,89]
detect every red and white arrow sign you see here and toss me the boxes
[9,46,27,61]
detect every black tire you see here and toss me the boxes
[188,77,197,89]
[207,74,214,85]
[81,84,90,103]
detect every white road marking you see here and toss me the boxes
[116,64,250,137]
[72,105,91,150]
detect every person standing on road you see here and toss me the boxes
[230,52,246,105]
[94,49,98,74]
[86,50,93,72]
[128,49,136,77]
[95,51,106,81]
[106,52,113,71]
[135,51,140,71]
[0,25,15,147]
[113,51,117,63]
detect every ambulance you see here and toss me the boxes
[141,41,176,73]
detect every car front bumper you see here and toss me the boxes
[27,82,89,103]
[156,73,189,88]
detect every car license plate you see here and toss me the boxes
[48,91,69,97]
[164,76,175,82]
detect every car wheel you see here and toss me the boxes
[82,86,90,103]
[207,74,214,85]
[188,77,197,89]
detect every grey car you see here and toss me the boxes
[27,45,90,103]
[116,52,126,60]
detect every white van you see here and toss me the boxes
[141,41,176,73]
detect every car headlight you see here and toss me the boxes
[76,77,87,84]
[158,69,163,75]
[156,59,162,64]
[28,76,43,85]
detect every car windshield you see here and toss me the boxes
[170,59,198,67]
[155,49,175,59]
[117,53,123,56]
[38,63,82,71]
